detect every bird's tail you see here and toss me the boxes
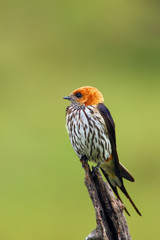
[119,183,142,216]
[100,167,142,216]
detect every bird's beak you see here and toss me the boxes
[63,96,72,101]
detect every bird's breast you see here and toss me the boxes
[66,105,112,162]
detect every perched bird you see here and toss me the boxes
[63,86,141,216]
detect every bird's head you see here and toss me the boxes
[63,86,104,106]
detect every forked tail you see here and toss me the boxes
[100,167,142,216]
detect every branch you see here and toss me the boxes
[81,160,131,240]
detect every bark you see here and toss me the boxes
[81,159,131,240]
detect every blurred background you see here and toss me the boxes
[0,0,160,239]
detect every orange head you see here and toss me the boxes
[63,86,104,106]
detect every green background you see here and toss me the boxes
[0,1,160,239]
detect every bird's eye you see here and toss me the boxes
[75,92,82,98]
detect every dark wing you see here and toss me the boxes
[98,103,142,216]
[97,103,116,147]
[97,103,121,176]
[97,103,134,182]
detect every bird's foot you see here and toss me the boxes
[92,163,100,177]
[80,155,88,168]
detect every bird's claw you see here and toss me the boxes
[80,155,88,168]
[92,163,100,177]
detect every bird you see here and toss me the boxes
[63,86,141,216]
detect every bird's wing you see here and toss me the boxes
[98,103,141,216]
[97,103,121,176]
[97,103,116,147]
[97,103,134,182]
[119,162,134,182]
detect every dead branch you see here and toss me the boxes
[81,160,131,240]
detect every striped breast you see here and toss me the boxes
[66,105,112,164]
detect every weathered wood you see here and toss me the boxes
[81,160,131,240]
